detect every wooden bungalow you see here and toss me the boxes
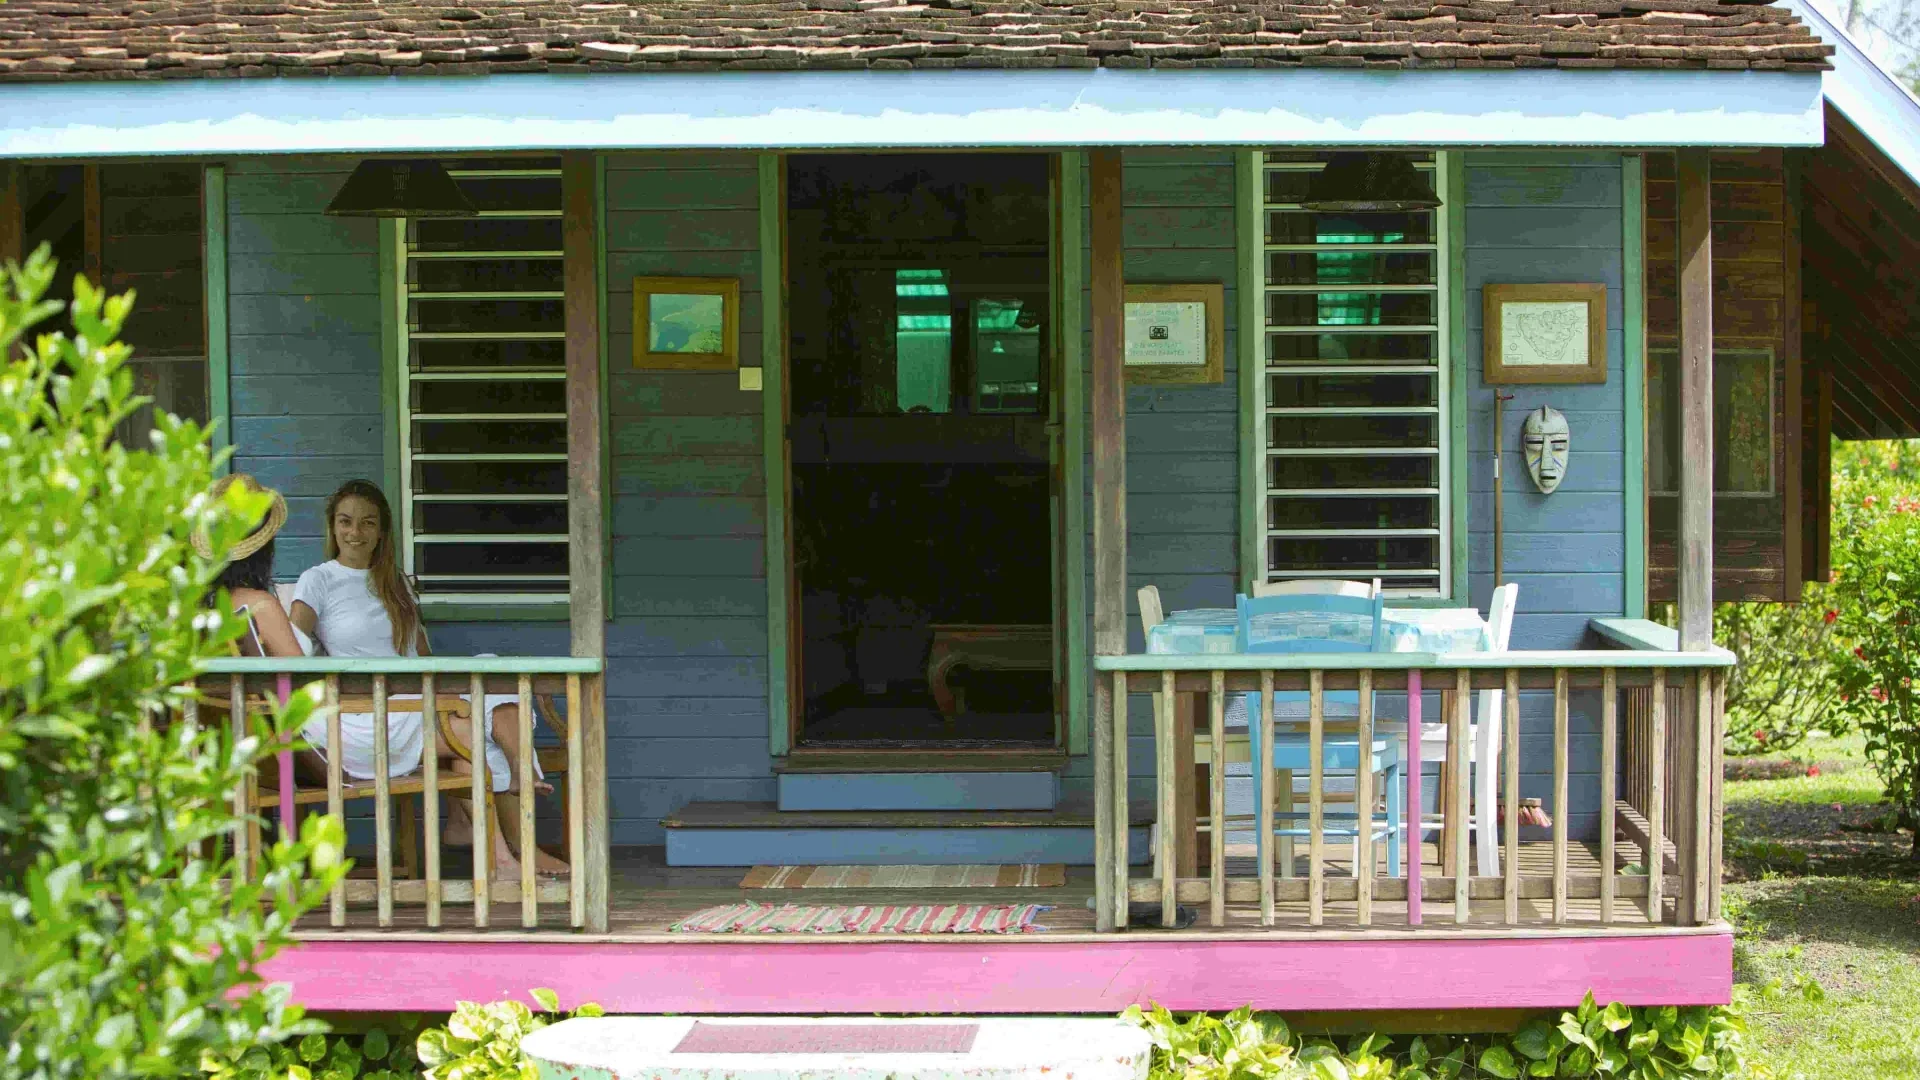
[1,0,1910,1021]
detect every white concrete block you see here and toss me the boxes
[521,1016,1152,1080]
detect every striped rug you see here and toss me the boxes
[669,900,1052,934]
[740,864,1066,889]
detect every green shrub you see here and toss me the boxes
[1126,993,1759,1080]
[415,989,603,1080]
[200,1025,420,1080]
[0,245,345,1079]
[1710,589,1842,757]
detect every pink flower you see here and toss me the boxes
[1866,495,1880,509]
[1871,686,1888,702]
[1857,646,1868,660]
[1754,730,1770,742]
[1806,765,1822,777]
[1825,609,1839,624]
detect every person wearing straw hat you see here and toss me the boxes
[196,473,310,661]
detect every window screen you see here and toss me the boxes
[1647,347,1774,496]
[399,159,568,605]
[1260,151,1450,596]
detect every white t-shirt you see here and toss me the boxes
[293,560,419,657]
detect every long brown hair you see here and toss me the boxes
[323,479,422,655]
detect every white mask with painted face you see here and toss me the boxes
[1522,406,1570,494]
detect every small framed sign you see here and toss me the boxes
[1125,283,1224,385]
[633,276,740,371]
[1483,283,1607,384]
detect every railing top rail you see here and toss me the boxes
[1588,618,1682,652]
[197,656,603,675]
[1092,647,1734,672]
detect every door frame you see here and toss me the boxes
[763,150,1086,758]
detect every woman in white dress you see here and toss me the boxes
[290,479,567,877]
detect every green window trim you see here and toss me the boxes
[1623,154,1647,619]
[1058,149,1088,757]
[759,153,792,756]
[204,163,231,477]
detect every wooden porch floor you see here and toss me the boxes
[294,840,1695,940]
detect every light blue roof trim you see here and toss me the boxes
[0,68,1821,158]
[1783,0,1920,187]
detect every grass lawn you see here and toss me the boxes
[1723,733,1920,1079]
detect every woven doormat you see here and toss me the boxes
[740,864,1066,889]
[670,900,1052,934]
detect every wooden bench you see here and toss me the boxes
[926,623,1052,719]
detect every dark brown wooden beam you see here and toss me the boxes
[0,163,20,267]
[1783,152,1803,600]
[1089,148,1125,932]
[1676,149,1713,651]
[560,151,608,933]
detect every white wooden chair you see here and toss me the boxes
[1418,582,1520,878]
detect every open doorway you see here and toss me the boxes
[786,153,1056,750]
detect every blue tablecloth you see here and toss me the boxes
[1145,606,1490,656]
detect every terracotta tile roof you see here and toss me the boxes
[0,0,1831,82]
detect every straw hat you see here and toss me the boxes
[192,473,288,561]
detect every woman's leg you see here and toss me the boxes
[435,721,567,876]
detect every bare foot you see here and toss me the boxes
[493,847,570,880]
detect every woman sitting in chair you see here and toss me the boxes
[289,479,566,878]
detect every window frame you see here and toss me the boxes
[392,161,573,611]
[1646,344,1777,499]
[1249,150,1454,600]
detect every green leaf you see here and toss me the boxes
[1601,1001,1633,1032]
[299,1034,329,1063]
[1478,1046,1521,1079]
[530,988,561,1014]
[1512,1022,1555,1061]
[361,1028,389,1061]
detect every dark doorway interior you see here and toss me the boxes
[788,153,1055,748]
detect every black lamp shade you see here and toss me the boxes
[1300,152,1442,213]
[324,159,478,218]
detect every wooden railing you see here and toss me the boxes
[193,656,606,933]
[1090,627,1733,933]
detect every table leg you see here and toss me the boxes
[1175,691,1199,878]
[1407,669,1422,926]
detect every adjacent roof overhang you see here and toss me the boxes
[1783,0,1920,187]
[0,68,1823,159]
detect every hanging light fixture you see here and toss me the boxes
[324,159,477,217]
[1300,151,1441,213]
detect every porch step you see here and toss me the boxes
[776,771,1060,812]
[662,801,1152,867]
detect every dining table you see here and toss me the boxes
[1144,602,1492,924]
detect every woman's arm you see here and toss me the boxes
[290,599,318,638]
[249,595,309,658]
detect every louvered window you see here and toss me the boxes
[399,159,568,606]
[1260,151,1451,596]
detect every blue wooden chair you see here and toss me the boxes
[1235,590,1401,877]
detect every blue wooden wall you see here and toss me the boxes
[225,156,382,576]
[1461,150,1630,839]
[217,148,1629,846]
[599,152,772,844]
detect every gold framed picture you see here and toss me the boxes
[632,276,740,371]
[1483,283,1608,385]
[1124,282,1224,385]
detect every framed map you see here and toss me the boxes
[633,276,740,371]
[1124,283,1224,385]
[1483,283,1607,384]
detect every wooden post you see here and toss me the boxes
[1209,670,1227,927]
[1647,668,1667,922]
[0,163,20,266]
[1110,669,1130,929]
[562,152,610,934]
[1090,149,1127,932]
[1676,149,1714,651]
[1600,668,1618,924]
[1692,669,1714,925]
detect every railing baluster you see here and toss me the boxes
[1406,668,1422,926]
[1208,670,1226,928]
[1503,667,1520,926]
[1308,669,1325,927]
[567,673,584,930]
[423,673,442,929]
[1552,667,1569,925]
[1157,669,1177,928]
[230,674,250,884]
[471,671,489,930]
[1112,670,1130,931]
[1692,668,1714,926]
[1601,668,1618,924]
[519,673,537,929]
[325,676,344,928]
[373,675,393,929]
[1259,669,1276,926]
[1355,669,1373,927]
[1453,668,1470,924]
[1647,668,1667,923]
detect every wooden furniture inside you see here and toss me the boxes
[926,623,1053,720]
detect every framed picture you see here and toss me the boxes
[1124,283,1224,385]
[1483,283,1607,385]
[632,276,740,371]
